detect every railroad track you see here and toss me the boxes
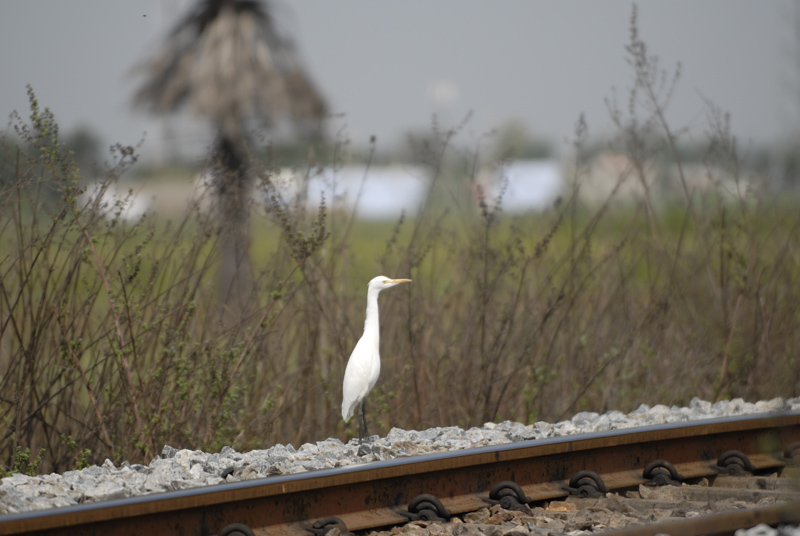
[1,411,799,536]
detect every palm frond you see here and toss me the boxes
[133,0,326,138]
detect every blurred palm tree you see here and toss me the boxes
[133,0,326,309]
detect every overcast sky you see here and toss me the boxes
[0,1,794,163]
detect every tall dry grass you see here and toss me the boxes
[2,11,799,475]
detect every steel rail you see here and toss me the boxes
[0,411,798,536]
[602,499,800,536]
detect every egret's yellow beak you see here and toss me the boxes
[392,278,412,284]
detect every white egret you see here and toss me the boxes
[342,276,411,444]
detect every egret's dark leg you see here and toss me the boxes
[358,399,369,444]
[357,401,363,444]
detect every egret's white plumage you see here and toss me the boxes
[342,276,411,442]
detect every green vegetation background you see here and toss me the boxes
[2,23,799,476]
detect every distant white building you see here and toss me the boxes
[577,152,652,205]
[78,183,151,221]
[479,159,563,213]
[81,174,214,220]
[574,152,756,206]
[266,165,430,220]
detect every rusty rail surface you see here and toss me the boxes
[1,411,799,536]
[602,500,800,536]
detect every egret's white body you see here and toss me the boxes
[342,276,411,441]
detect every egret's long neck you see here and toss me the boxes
[363,287,381,346]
